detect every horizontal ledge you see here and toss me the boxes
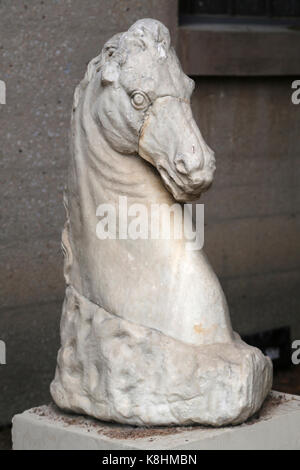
[12,393,300,449]
[178,24,300,76]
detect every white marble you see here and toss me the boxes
[51,18,272,426]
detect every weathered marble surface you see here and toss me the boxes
[51,18,272,426]
[51,286,272,426]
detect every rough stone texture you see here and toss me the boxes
[12,392,300,450]
[51,286,272,427]
[0,1,299,426]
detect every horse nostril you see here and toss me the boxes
[175,153,202,175]
[174,154,189,175]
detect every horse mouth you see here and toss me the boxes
[157,164,214,202]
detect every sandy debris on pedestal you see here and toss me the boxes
[29,393,298,440]
[245,393,289,425]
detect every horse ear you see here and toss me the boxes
[101,62,119,86]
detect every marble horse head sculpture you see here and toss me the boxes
[51,19,272,426]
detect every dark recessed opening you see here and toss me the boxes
[179,0,300,25]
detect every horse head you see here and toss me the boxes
[88,18,215,201]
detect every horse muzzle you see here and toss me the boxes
[157,153,215,201]
[139,96,216,201]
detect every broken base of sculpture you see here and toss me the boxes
[51,286,272,427]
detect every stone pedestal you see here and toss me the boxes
[12,392,300,450]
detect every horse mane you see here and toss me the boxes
[72,19,172,111]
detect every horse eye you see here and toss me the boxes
[131,91,148,110]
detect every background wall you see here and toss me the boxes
[0,0,299,425]
[194,77,300,339]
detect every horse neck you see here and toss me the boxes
[69,85,173,211]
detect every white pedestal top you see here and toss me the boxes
[12,391,300,450]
